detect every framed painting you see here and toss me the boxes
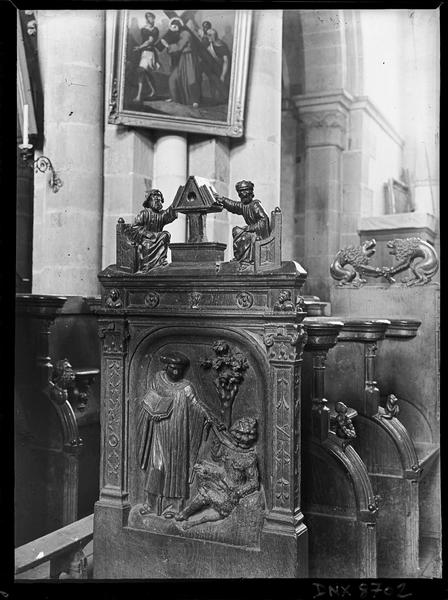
[108,9,253,137]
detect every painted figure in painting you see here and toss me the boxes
[175,417,259,528]
[214,180,271,268]
[161,18,202,108]
[199,20,212,44]
[126,189,177,272]
[132,12,161,102]
[203,28,231,103]
[137,352,213,518]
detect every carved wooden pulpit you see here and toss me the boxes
[94,177,309,578]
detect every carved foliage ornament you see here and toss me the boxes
[299,110,346,131]
[201,340,249,429]
[106,359,122,484]
[98,321,129,354]
[274,368,291,506]
[263,324,307,361]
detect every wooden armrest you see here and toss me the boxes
[15,514,93,575]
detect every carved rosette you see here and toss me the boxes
[236,291,254,309]
[144,292,160,308]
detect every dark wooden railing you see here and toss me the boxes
[15,514,93,579]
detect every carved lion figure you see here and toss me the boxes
[330,239,383,287]
[384,237,439,286]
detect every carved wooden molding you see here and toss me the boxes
[320,436,379,522]
[371,414,420,479]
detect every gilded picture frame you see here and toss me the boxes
[108,9,253,137]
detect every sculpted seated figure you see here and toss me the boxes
[126,189,177,272]
[214,180,270,269]
[175,416,260,528]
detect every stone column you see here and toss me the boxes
[280,99,299,262]
[188,136,231,257]
[153,134,188,243]
[229,10,283,250]
[294,93,351,300]
[33,10,105,296]
[102,11,155,269]
[401,10,439,216]
[102,128,155,268]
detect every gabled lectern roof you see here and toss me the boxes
[172,176,221,214]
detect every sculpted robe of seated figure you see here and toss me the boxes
[136,351,212,518]
[126,189,177,272]
[214,180,270,268]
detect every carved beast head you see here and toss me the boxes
[230,416,258,448]
[362,239,376,257]
[386,237,420,262]
[340,239,376,266]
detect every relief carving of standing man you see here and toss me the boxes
[127,188,177,272]
[214,180,271,268]
[136,351,212,518]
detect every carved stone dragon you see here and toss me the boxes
[383,237,439,286]
[330,239,385,287]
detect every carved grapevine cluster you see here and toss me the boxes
[201,340,249,428]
